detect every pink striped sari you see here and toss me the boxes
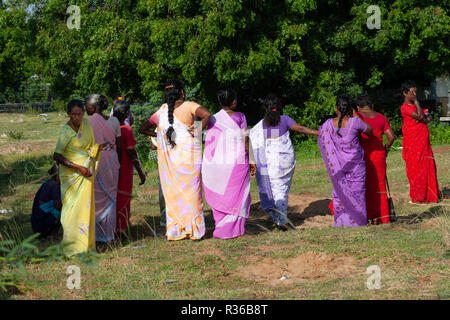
[88,113,120,242]
[202,110,251,239]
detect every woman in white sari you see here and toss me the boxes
[250,94,318,230]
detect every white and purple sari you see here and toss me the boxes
[202,110,251,239]
[318,117,368,227]
[249,120,296,226]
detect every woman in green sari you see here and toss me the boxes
[53,100,109,256]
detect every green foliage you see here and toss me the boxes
[0,233,66,292]
[1,0,449,140]
[7,130,24,140]
[429,124,450,145]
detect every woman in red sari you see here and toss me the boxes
[356,95,395,224]
[400,80,441,204]
[113,100,146,239]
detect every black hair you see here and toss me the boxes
[164,79,185,148]
[217,88,237,107]
[355,94,373,108]
[401,80,417,95]
[85,94,108,111]
[113,100,130,123]
[48,163,58,178]
[67,99,85,113]
[262,93,283,127]
[336,95,353,137]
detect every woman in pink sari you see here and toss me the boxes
[202,89,256,239]
[86,94,121,243]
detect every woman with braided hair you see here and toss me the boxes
[148,79,211,241]
[250,93,319,231]
[318,96,372,227]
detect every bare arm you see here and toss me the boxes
[384,128,395,150]
[125,147,146,185]
[410,101,425,122]
[53,152,91,177]
[195,106,211,131]
[291,123,319,136]
[139,120,157,137]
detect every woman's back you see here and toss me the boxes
[320,117,366,164]
[262,115,295,139]
[358,112,390,150]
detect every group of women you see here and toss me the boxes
[46,79,441,256]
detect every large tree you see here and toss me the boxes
[2,1,449,124]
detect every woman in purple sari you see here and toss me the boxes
[202,88,256,239]
[318,96,372,227]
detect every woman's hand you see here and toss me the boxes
[99,143,112,151]
[138,171,146,185]
[187,125,195,137]
[250,164,257,176]
[78,166,92,177]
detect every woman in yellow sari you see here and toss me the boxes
[53,99,108,256]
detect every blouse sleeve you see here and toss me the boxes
[355,117,367,133]
[54,125,73,155]
[283,115,296,129]
[239,113,249,136]
[122,126,136,149]
[189,102,201,116]
[148,112,158,126]
[401,103,416,117]
[382,115,391,132]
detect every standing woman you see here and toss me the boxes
[318,96,372,227]
[355,94,395,224]
[400,81,441,204]
[85,94,121,243]
[151,79,211,241]
[202,88,256,239]
[113,100,146,237]
[250,94,319,231]
[53,100,106,256]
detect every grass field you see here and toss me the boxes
[0,112,449,300]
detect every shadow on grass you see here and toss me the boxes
[442,188,450,200]
[396,205,448,224]
[0,285,23,300]
[0,153,53,198]
[245,199,332,235]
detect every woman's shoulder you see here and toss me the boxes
[234,111,246,118]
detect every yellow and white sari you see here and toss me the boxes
[54,118,100,256]
[156,102,205,240]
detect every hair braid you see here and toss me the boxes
[263,93,282,127]
[164,79,185,148]
[336,95,352,137]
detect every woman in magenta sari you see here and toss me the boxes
[318,96,372,227]
[202,89,256,239]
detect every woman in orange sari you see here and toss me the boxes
[150,79,211,241]
[355,95,395,224]
[400,80,441,204]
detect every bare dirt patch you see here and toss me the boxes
[0,139,55,156]
[247,194,333,232]
[238,251,361,286]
